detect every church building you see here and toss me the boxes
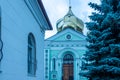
[0,0,52,80]
[44,6,87,80]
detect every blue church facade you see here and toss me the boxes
[44,6,87,80]
[0,0,52,80]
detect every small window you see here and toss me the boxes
[45,75,48,78]
[45,67,48,70]
[66,34,71,40]
[53,74,56,78]
[63,54,74,64]
[45,50,48,53]
[28,33,36,76]
[45,58,48,61]
[53,58,56,70]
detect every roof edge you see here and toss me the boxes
[37,0,53,30]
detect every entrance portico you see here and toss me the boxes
[57,49,80,80]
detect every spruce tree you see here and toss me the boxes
[81,0,120,79]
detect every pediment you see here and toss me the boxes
[45,28,86,41]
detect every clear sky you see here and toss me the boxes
[42,0,100,39]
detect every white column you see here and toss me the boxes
[57,58,62,80]
[74,58,77,80]
[51,60,52,71]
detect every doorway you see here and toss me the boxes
[62,54,74,80]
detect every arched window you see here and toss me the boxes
[53,58,56,70]
[28,33,36,76]
[0,7,3,73]
[63,54,74,64]
[0,6,3,63]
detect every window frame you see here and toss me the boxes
[53,58,56,70]
[0,6,3,73]
[28,33,37,76]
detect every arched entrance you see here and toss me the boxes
[62,54,74,80]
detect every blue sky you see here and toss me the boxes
[42,0,100,38]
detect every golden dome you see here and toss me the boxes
[56,7,84,33]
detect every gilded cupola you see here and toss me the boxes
[56,6,84,33]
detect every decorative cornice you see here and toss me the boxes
[47,44,85,47]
